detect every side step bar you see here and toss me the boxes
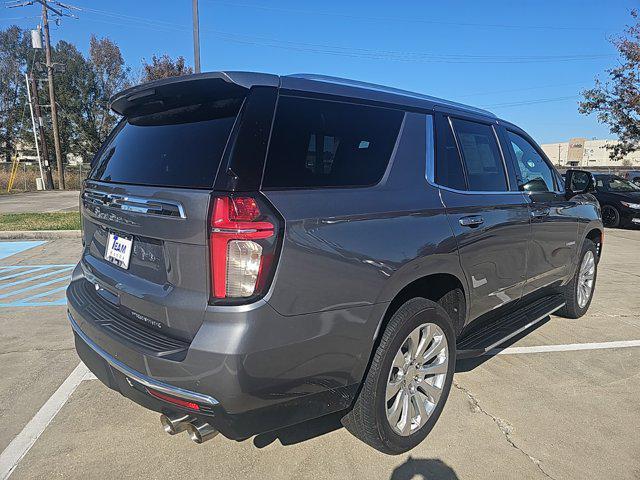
[456,294,565,359]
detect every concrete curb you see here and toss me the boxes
[0,230,81,240]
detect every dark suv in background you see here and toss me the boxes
[68,72,603,454]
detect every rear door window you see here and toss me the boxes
[90,98,242,188]
[262,97,403,189]
[451,119,508,192]
[507,131,555,192]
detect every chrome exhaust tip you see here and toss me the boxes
[186,419,218,444]
[160,413,194,435]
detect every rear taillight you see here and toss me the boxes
[209,195,279,301]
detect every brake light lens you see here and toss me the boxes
[209,196,277,299]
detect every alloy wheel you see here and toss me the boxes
[385,323,448,436]
[577,250,596,308]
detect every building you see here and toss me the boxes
[542,138,640,168]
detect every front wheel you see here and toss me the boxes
[342,298,456,454]
[602,205,620,228]
[558,239,598,319]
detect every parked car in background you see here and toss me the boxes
[68,72,603,454]
[591,174,640,227]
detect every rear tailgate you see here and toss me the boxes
[80,181,212,342]
[76,74,276,343]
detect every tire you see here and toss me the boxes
[342,298,456,454]
[557,239,598,319]
[601,205,620,228]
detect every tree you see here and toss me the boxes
[0,26,33,162]
[89,35,130,142]
[580,10,640,160]
[141,54,192,83]
[49,36,130,161]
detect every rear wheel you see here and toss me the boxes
[558,239,598,319]
[342,298,456,454]
[602,205,620,228]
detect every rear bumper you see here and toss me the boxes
[67,272,386,438]
[69,312,218,407]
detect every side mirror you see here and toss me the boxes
[565,169,595,198]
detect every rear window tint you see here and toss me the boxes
[262,97,403,189]
[90,99,242,188]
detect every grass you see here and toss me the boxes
[0,212,81,231]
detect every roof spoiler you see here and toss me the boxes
[109,71,280,118]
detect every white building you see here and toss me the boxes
[541,138,640,168]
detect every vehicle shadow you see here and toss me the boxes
[455,315,552,373]
[253,410,345,448]
[390,456,459,480]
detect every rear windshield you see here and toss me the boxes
[262,96,404,189]
[90,98,242,188]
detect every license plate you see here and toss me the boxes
[105,232,133,269]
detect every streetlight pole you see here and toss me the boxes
[192,0,201,73]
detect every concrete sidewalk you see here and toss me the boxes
[0,190,80,214]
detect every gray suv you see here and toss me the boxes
[68,72,603,454]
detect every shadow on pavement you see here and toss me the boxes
[253,410,346,448]
[390,456,459,480]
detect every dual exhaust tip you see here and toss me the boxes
[160,413,218,444]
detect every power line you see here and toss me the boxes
[457,81,588,98]
[205,0,613,32]
[481,95,580,109]
[73,8,615,65]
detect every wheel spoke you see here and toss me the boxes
[418,360,448,377]
[420,381,443,403]
[422,335,445,363]
[399,390,411,435]
[414,391,429,424]
[386,377,403,401]
[392,349,406,369]
[387,389,404,425]
[407,328,421,361]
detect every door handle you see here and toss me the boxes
[459,215,484,227]
[531,207,551,218]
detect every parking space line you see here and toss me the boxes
[0,274,70,300]
[0,267,74,288]
[0,267,49,282]
[0,363,89,480]
[488,339,640,356]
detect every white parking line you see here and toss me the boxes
[0,363,89,480]
[488,339,640,356]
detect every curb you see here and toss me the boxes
[0,230,81,240]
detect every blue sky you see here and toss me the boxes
[3,0,636,143]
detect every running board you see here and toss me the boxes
[456,294,565,359]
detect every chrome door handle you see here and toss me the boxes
[459,215,484,227]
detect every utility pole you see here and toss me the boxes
[40,0,65,189]
[192,0,201,73]
[28,71,55,189]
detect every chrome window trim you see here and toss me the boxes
[425,114,435,183]
[426,114,520,195]
[83,189,186,219]
[69,312,219,406]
